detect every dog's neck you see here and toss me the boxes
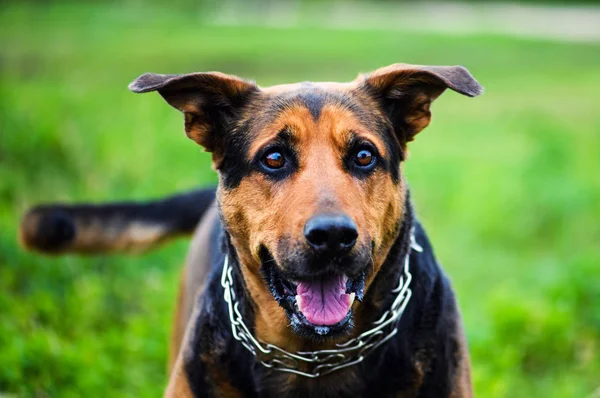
[352,195,415,333]
[221,192,415,355]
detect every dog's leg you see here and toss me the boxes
[165,356,195,398]
[450,321,474,398]
[168,270,188,373]
[168,205,219,369]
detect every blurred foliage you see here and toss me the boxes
[1,2,599,397]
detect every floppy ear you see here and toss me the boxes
[358,63,483,144]
[129,71,259,155]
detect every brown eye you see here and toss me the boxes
[262,150,285,169]
[354,149,374,167]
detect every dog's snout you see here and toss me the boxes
[304,213,358,255]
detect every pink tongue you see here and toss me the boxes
[296,274,352,326]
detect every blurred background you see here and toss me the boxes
[1,0,599,396]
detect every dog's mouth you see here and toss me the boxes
[261,250,366,337]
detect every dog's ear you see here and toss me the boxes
[129,72,259,155]
[358,64,483,144]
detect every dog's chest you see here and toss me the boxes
[256,368,364,398]
[252,363,422,398]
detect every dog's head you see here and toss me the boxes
[130,64,481,340]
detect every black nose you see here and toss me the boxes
[304,213,358,255]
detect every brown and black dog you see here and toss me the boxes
[20,63,482,397]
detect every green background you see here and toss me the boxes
[1,2,599,397]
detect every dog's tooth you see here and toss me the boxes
[355,273,366,302]
[349,292,356,305]
[355,285,365,302]
[345,279,352,293]
[315,326,330,336]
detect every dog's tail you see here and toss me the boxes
[18,187,217,255]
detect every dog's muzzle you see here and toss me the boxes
[220,229,423,378]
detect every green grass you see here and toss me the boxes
[1,2,599,397]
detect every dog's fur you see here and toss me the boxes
[20,63,482,397]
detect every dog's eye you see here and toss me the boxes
[262,150,285,170]
[353,148,374,167]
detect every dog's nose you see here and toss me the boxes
[304,213,358,255]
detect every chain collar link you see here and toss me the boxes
[220,229,422,378]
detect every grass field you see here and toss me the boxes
[1,2,599,397]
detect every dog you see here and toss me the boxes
[20,63,483,397]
